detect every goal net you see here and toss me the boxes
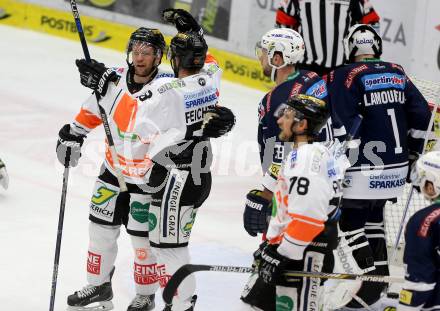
[384,77,440,259]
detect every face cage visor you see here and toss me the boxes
[274,103,305,121]
[127,41,162,64]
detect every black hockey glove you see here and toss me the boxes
[75,59,118,96]
[162,8,202,34]
[202,106,236,138]
[252,241,269,266]
[56,124,85,168]
[243,190,272,237]
[259,244,292,285]
[407,150,419,183]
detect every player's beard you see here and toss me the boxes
[134,64,154,78]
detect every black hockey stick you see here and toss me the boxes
[69,0,127,192]
[162,264,403,307]
[49,157,71,311]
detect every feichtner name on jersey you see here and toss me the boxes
[184,87,218,125]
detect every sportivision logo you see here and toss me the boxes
[40,15,111,43]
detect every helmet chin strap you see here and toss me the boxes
[271,67,277,82]
[268,54,288,82]
[170,57,179,77]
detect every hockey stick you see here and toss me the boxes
[69,0,127,192]
[162,116,365,309]
[390,99,440,265]
[49,158,71,311]
[162,264,403,307]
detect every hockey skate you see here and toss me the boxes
[127,294,155,311]
[67,267,115,311]
[162,295,197,311]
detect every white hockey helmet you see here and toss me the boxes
[343,24,382,62]
[413,151,440,200]
[258,28,305,68]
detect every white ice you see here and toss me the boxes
[0,24,266,310]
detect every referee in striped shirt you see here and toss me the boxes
[276,0,380,75]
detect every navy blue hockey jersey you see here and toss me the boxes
[328,60,431,199]
[400,203,440,310]
[258,70,345,192]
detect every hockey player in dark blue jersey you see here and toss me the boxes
[243,28,345,238]
[241,27,345,310]
[326,24,432,309]
[397,151,440,311]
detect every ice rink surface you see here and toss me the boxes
[0,24,266,310]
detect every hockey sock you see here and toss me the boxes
[131,235,159,295]
[155,247,195,310]
[87,222,120,285]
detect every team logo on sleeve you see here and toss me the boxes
[306,80,328,99]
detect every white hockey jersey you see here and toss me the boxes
[267,141,349,260]
[71,66,174,184]
[128,54,222,160]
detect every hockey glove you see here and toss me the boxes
[162,8,202,34]
[202,106,236,138]
[243,189,272,237]
[75,59,118,97]
[407,150,419,183]
[0,158,9,190]
[259,244,292,285]
[56,124,85,168]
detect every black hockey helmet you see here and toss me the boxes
[126,27,166,64]
[280,94,329,136]
[167,31,208,75]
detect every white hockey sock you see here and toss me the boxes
[131,235,159,295]
[87,222,120,286]
[155,247,195,310]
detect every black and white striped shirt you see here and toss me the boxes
[276,0,380,70]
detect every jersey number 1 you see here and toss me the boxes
[387,108,403,154]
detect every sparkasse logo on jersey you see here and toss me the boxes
[40,15,111,43]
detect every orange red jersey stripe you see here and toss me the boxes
[113,93,138,133]
[284,213,325,243]
[75,108,102,129]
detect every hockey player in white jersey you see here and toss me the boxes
[74,9,235,311]
[56,27,172,311]
[0,158,8,190]
[257,94,348,310]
